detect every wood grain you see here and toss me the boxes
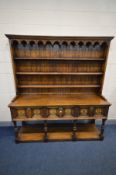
[9,94,110,107]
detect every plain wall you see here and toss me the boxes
[0,0,116,121]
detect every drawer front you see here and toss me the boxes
[10,107,71,119]
[10,105,109,120]
[78,106,109,117]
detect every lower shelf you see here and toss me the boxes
[16,123,101,142]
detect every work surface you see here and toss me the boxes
[9,94,110,107]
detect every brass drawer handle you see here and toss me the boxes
[56,107,65,118]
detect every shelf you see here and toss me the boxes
[17,85,100,88]
[14,57,105,61]
[9,94,110,107]
[16,72,103,75]
[16,123,101,142]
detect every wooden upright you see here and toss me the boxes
[6,35,113,142]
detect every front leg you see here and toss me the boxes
[100,119,107,140]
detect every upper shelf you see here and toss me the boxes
[17,85,100,88]
[16,72,103,75]
[14,57,105,61]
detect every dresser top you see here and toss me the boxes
[6,34,114,41]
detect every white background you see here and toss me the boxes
[0,0,116,121]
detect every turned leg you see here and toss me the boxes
[44,121,48,142]
[13,121,17,136]
[100,119,106,140]
[13,121,19,143]
[72,120,77,141]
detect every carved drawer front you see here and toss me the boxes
[11,108,33,119]
[11,107,50,119]
[71,106,109,118]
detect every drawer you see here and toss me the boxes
[10,107,71,119]
[76,106,109,117]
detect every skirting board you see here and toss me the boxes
[0,120,116,127]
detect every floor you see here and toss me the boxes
[0,125,116,175]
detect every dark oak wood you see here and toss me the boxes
[6,35,113,142]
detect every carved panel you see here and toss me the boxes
[49,108,56,117]
[17,109,26,118]
[65,108,71,117]
[80,108,88,116]
[33,109,40,118]
[95,107,109,117]
[95,108,103,115]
